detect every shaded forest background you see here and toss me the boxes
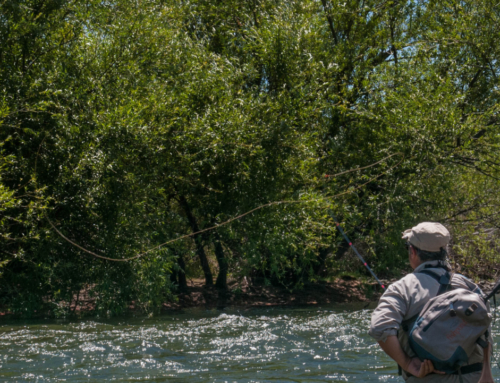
[1,0,500,317]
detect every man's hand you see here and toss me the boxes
[405,357,445,378]
[377,336,445,378]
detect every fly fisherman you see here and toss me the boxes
[369,222,494,382]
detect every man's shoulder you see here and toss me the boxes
[385,273,419,294]
[451,273,482,293]
[385,269,446,294]
[386,269,482,295]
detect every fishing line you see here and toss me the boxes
[46,153,404,264]
[324,152,401,179]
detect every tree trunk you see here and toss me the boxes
[170,248,188,292]
[335,239,351,260]
[213,232,228,290]
[313,246,331,277]
[178,195,213,287]
[176,252,188,291]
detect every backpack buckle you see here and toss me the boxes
[465,303,478,316]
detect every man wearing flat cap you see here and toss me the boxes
[369,222,493,382]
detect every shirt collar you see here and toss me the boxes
[413,260,450,273]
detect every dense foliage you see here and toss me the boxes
[1,0,499,317]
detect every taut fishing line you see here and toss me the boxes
[46,152,403,278]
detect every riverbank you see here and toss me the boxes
[1,276,497,318]
[163,277,499,311]
[0,277,384,318]
[161,278,386,311]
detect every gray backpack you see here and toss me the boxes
[408,269,492,374]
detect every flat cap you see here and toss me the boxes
[402,222,450,252]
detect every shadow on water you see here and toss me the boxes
[0,302,499,382]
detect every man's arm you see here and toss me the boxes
[370,279,442,378]
[378,336,444,378]
[478,342,494,383]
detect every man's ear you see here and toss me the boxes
[410,246,418,258]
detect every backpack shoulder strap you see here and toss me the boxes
[401,268,452,331]
[398,267,453,374]
[418,269,452,295]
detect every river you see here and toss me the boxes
[1,303,499,382]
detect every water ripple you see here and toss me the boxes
[0,303,498,382]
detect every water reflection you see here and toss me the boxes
[0,303,498,382]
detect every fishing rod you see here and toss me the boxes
[327,210,386,290]
[483,279,500,302]
[483,279,500,326]
[328,210,500,297]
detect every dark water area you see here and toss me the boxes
[0,303,499,382]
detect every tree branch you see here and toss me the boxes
[320,0,338,45]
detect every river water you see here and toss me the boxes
[1,303,499,382]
